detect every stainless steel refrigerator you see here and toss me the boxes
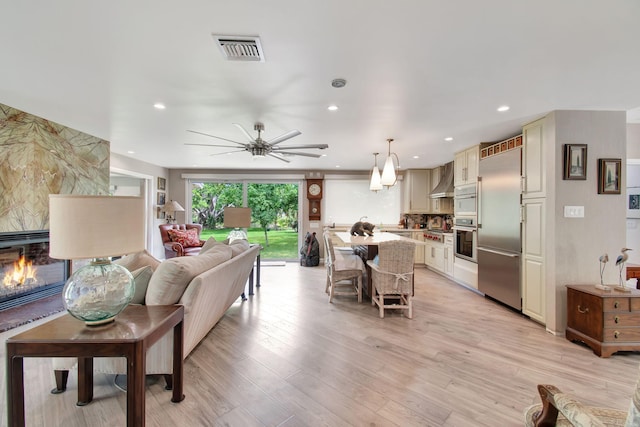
[477,147,522,311]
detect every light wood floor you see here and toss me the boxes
[2,264,640,426]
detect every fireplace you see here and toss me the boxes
[0,231,69,311]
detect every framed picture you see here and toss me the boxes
[598,158,622,194]
[563,144,587,180]
[157,177,166,191]
[628,188,640,218]
[156,206,165,220]
[157,191,166,205]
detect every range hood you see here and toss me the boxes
[430,161,454,198]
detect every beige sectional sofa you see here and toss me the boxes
[52,238,260,391]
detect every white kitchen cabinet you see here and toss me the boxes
[424,240,444,272]
[522,198,545,323]
[454,145,479,187]
[443,234,454,277]
[402,169,430,213]
[412,231,425,264]
[522,118,545,198]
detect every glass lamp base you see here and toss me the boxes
[63,258,135,326]
[228,228,248,243]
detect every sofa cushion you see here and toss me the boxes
[199,237,230,255]
[114,249,161,272]
[130,266,153,304]
[229,239,250,257]
[145,244,233,305]
[168,228,201,247]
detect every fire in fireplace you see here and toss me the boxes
[0,231,69,311]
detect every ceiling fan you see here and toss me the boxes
[185,122,329,163]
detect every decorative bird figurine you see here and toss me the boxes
[615,248,632,290]
[599,253,609,286]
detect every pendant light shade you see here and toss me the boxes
[369,153,382,191]
[380,138,399,187]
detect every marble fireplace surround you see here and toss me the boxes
[0,103,110,328]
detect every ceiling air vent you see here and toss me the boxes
[212,35,265,62]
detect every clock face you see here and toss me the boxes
[308,183,321,196]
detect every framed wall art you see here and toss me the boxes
[157,191,166,205]
[628,188,640,218]
[563,144,587,180]
[157,177,166,191]
[598,158,622,194]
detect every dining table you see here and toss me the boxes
[334,231,426,298]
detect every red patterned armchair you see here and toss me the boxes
[159,224,205,258]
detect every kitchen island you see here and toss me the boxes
[335,231,425,298]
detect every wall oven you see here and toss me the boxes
[454,184,477,216]
[454,216,477,263]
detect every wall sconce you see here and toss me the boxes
[380,138,399,187]
[369,152,383,192]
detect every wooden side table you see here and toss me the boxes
[566,284,640,357]
[6,305,185,427]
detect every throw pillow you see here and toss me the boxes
[145,245,233,305]
[168,228,201,247]
[229,239,250,257]
[114,249,161,272]
[130,266,153,304]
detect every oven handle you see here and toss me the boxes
[453,226,476,232]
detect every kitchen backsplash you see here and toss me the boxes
[401,213,452,230]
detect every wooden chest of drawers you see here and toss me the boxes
[566,284,640,357]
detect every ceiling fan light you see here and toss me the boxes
[381,157,396,186]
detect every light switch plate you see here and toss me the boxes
[564,206,584,218]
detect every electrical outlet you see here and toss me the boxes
[564,206,584,218]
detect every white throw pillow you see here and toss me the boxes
[114,250,161,272]
[145,245,233,305]
[199,237,229,255]
[130,266,153,304]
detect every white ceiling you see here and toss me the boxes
[1,1,639,171]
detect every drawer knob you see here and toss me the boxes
[615,316,620,324]
[614,301,620,309]
[614,331,620,339]
[577,305,589,314]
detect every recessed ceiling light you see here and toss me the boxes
[497,105,510,112]
[444,137,453,142]
[413,155,419,159]
[127,151,135,154]
[335,165,341,168]
[327,105,338,111]
[154,103,166,110]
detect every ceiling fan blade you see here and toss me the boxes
[266,129,301,146]
[185,143,244,148]
[274,151,322,158]
[267,153,291,163]
[187,130,246,147]
[232,123,256,143]
[209,149,247,157]
[272,144,328,150]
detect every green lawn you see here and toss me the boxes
[200,228,299,260]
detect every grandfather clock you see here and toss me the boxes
[306,179,323,221]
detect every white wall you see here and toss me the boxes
[546,110,627,333]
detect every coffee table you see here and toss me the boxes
[6,304,185,427]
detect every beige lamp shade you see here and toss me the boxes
[49,195,145,259]
[162,200,184,215]
[223,207,251,228]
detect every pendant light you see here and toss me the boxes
[380,138,399,187]
[369,152,382,191]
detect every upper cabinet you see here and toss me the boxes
[454,145,479,186]
[522,118,545,198]
[402,169,430,213]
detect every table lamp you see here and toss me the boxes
[162,200,184,224]
[49,195,145,326]
[223,207,251,242]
